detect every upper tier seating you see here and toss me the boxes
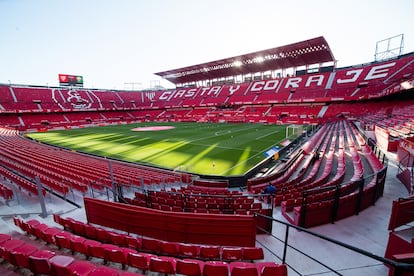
[0,53,412,123]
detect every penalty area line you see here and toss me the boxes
[255,130,280,140]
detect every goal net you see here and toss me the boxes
[286,124,303,139]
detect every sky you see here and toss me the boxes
[0,0,413,90]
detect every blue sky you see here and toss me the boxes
[0,0,413,89]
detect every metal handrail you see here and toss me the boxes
[254,212,414,275]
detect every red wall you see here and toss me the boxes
[84,197,256,247]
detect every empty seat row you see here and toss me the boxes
[0,128,188,194]
[0,163,45,197]
[270,119,386,228]
[53,214,265,262]
[14,216,286,275]
[1,53,413,114]
[137,191,263,214]
[0,232,142,276]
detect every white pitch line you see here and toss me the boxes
[186,124,259,143]
[189,141,263,153]
[255,130,280,140]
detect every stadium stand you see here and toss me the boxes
[10,215,286,275]
[1,50,414,130]
[0,36,413,275]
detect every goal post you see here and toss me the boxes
[286,124,303,139]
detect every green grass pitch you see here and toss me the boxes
[27,122,300,176]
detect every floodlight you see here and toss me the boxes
[233,61,243,67]
[401,81,413,90]
[254,56,264,63]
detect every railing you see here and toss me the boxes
[254,212,414,276]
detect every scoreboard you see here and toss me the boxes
[59,74,84,87]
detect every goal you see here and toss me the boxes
[286,124,303,139]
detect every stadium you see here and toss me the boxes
[1,28,414,276]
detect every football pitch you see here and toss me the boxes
[27,122,300,176]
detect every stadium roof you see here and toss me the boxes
[155,36,336,85]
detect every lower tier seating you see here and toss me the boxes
[12,216,287,276]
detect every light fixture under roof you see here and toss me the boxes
[233,60,243,67]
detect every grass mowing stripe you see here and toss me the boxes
[27,122,298,176]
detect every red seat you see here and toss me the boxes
[141,237,161,253]
[13,216,25,231]
[95,227,110,243]
[108,231,127,247]
[68,259,97,276]
[160,204,171,211]
[84,224,97,239]
[59,216,74,231]
[160,241,179,256]
[10,243,38,268]
[149,256,177,274]
[54,232,73,250]
[71,220,86,236]
[49,255,75,276]
[242,247,264,261]
[116,247,137,269]
[203,261,229,276]
[125,235,141,250]
[102,243,136,269]
[230,261,258,276]
[28,249,56,274]
[25,219,41,236]
[172,206,183,212]
[176,258,204,276]
[53,213,62,225]
[178,243,200,258]
[200,245,221,260]
[69,235,87,256]
[0,239,25,261]
[32,223,49,240]
[127,252,155,273]
[255,262,288,276]
[222,247,243,262]
[42,227,61,244]
[85,240,106,259]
